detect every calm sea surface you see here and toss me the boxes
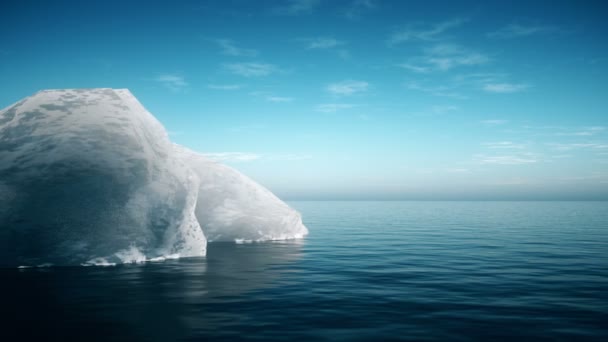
[3,201,608,341]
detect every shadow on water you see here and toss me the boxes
[2,240,304,341]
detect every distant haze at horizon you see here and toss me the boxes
[1,0,607,200]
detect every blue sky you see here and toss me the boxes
[1,0,607,199]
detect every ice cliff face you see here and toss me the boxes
[0,89,307,267]
[175,145,307,242]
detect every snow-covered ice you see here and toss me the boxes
[0,88,307,267]
[175,145,308,242]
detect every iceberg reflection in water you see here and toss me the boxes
[4,240,304,340]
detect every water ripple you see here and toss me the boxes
[3,201,608,340]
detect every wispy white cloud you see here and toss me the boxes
[203,152,261,162]
[406,105,459,117]
[555,126,606,137]
[521,125,607,138]
[424,44,489,71]
[203,152,312,162]
[266,96,294,103]
[215,39,258,57]
[482,141,526,149]
[475,154,538,165]
[487,23,557,39]
[224,62,279,77]
[448,73,532,96]
[452,72,507,87]
[559,132,594,137]
[481,119,509,125]
[249,91,294,103]
[400,44,489,72]
[326,80,369,96]
[405,81,467,99]
[388,18,467,45]
[315,103,356,113]
[207,84,242,90]
[155,74,188,92]
[301,37,350,59]
[306,37,345,49]
[547,143,608,151]
[273,0,320,15]
[398,63,431,73]
[344,0,377,19]
[446,168,470,173]
[483,83,529,93]
[586,126,605,132]
[427,54,488,71]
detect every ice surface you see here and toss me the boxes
[174,145,308,242]
[0,88,306,267]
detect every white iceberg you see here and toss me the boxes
[0,88,307,267]
[175,145,308,242]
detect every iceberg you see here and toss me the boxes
[0,89,307,267]
[175,145,307,242]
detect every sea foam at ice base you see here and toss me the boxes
[0,88,307,266]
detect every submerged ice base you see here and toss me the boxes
[0,88,307,267]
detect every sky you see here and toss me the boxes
[1,0,607,200]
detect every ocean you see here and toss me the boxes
[3,201,608,341]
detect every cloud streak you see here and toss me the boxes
[399,44,489,72]
[475,154,537,165]
[326,80,369,96]
[398,63,431,73]
[344,0,377,19]
[482,141,526,149]
[155,74,188,92]
[315,103,356,113]
[406,105,459,117]
[249,91,294,103]
[547,143,608,151]
[488,23,557,39]
[266,96,294,103]
[424,44,489,71]
[306,37,345,49]
[203,152,261,162]
[207,84,242,90]
[405,81,467,99]
[203,152,312,162]
[483,83,529,93]
[224,63,280,77]
[555,126,606,136]
[388,18,467,45]
[215,39,258,57]
[273,0,320,15]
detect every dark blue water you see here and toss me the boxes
[3,201,608,341]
